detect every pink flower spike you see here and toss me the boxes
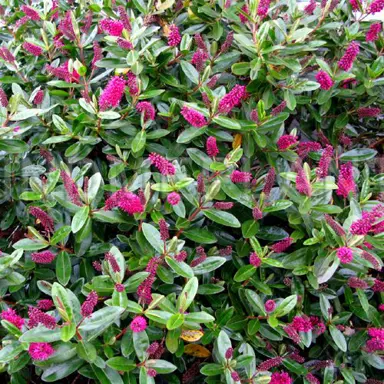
[136,101,156,121]
[271,237,293,253]
[206,136,219,157]
[33,90,44,105]
[218,85,247,114]
[336,246,353,263]
[149,153,176,176]
[37,299,54,311]
[357,107,381,118]
[263,167,276,196]
[29,206,54,233]
[277,135,298,151]
[28,343,54,361]
[366,23,382,42]
[28,307,56,329]
[296,166,312,196]
[181,106,207,128]
[258,356,283,371]
[168,25,181,47]
[239,5,249,23]
[23,42,43,56]
[81,291,98,317]
[0,88,8,107]
[191,49,209,72]
[258,0,271,18]
[316,145,333,178]
[250,252,262,267]
[270,371,293,384]
[271,101,287,116]
[336,162,356,198]
[338,41,360,71]
[304,0,317,14]
[214,202,234,210]
[31,251,56,264]
[230,170,252,183]
[349,0,359,10]
[1,308,24,329]
[100,19,124,36]
[265,300,276,313]
[316,71,334,90]
[99,76,126,111]
[369,0,384,13]
[130,316,147,332]
[105,252,121,273]
[292,315,313,332]
[167,192,181,206]
[115,283,125,292]
[21,5,40,21]
[61,170,82,206]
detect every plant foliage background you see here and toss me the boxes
[0,0,383,383]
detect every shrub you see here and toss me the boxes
[0,0,383,383]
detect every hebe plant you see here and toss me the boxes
[0,0,383,382]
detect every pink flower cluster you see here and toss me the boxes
[33,90,44,105]
[175,250,187,262]
[239,5,249,23]
[250,252,262,267]
[58,11,76,40]
[316,145,333,178]
[190,246,207,267]
[105,252,121,273]
[296,165,312,196]
[21,5,40,21]
[336,246,353,263]
[28,307,56,329]
[127,72,139,96]
[136,101,155,121]
[31,251,56,264]
[218,85,247,114]
[181,106,207,127]
[29,342,54,361]
[168,25,181,47]
[231,170,252,183]
[61,170,82,205]
[291,315,313,332]
[336,162,356,198]
[369,0,384,13]
[99,76,126,111]
[324,214,346,236]
[167,192,180,206]
[264,300,276,313]
[1,308,24,329]
[47,61,80,83]
[191,49,209,72]
[277,135,298,150]
[357,107,381,118]
[350,205,384,235]
[130,316,147,332]
[316,71,334,90]
[269,372,293,384]
[258,356,283,371]
[215,202,234,210]
[159,219,169,241]
[37,299,54,311]
[29,206,54,233]
[366,328,384,352]
[271,237,293,253]
[258,0,271,18]
[81,291,98,317]
[149,153,176,175]
[137,257,161,303]
[366,23,382,42]
[338,41,359,71]
[253,207,263,220]
[100,19,124,36]
[225,347,233,359]
[263,167,276,196]
[105,189,144,215]
[23,42,43,56]
[271,101,287,116]
[304,0,317,14]
[206,136,219,157]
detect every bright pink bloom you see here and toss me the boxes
[22,5,40,21]
[1,308,24,329]
[105,252,121,273]
[220,32,234,54]
[197,174,205,193]
[99,76,126,111]
[265,300,276,313]
[219,246,233,256]
[181,106,207,127]
[263,168,276,196]
[58,11,76,40]
[168,25,181,47]
[277,135,298,150]
[93,261,102,271]
[306,373,320,384]
[369,0,384,13]
[61,170,82,205]
[336,247,353,263]
[283,325,301,344]
[250,252,262,267]
[47,61,80,83]
[191,49,209,72]
[115,283,125,292]
[349,0,359,9]
[31,251,56,264]
[23,42,43,56]
[292,316,313,332]
[92,42,103,68]
[316,71,334,90]
[190,246,207,267]
[310,316,326,335]
[350,212,373,235]
[218,85,247,114]
[29,343,54,360]
[271,101,287,116]
[357,107,381,118]
[338,41,360,71]
[231,372,240,381]
[271,237,293,253]
[28,307,56,329]
[149,153,176,175]
[15,16,29,29]
[252,207,263,220]
[258,356,283,371]
[167,192,181,206]
[324,214,346,236]
[117,38,133,50]
[304,0,317,14]
[147,369,157,377]
[127,72,139,96]
[270,371,293,384]
[206,136,219,157]
[211,202,233,211]
[100,19,124,36]
[0,47,15,63]
[175,251,187,262]
[136,101,156,121]
[362,251,381,270]
[366,23,382,42]
[339,134,352,146]
[231,170,252,183]
[29,207,54,233]
[316,145,333,178]
[258,0,271,18]
[159,219,169,241]
[147,342,160,355]
[372,279,384,292]
[225,347,233,359]
[194,33,207,51]
[37,300,54,311]
[33,90,44,105]
[81,291,98,317]
[336,162,356,198]
[296,166,312,196]
[137,257,161,303]
[207,75,219,88]
[130,316,147,332]
[379,304,384,311]
[250,109,259,123]
[239,5,249,23]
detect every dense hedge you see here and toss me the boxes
[0,0,383,383]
